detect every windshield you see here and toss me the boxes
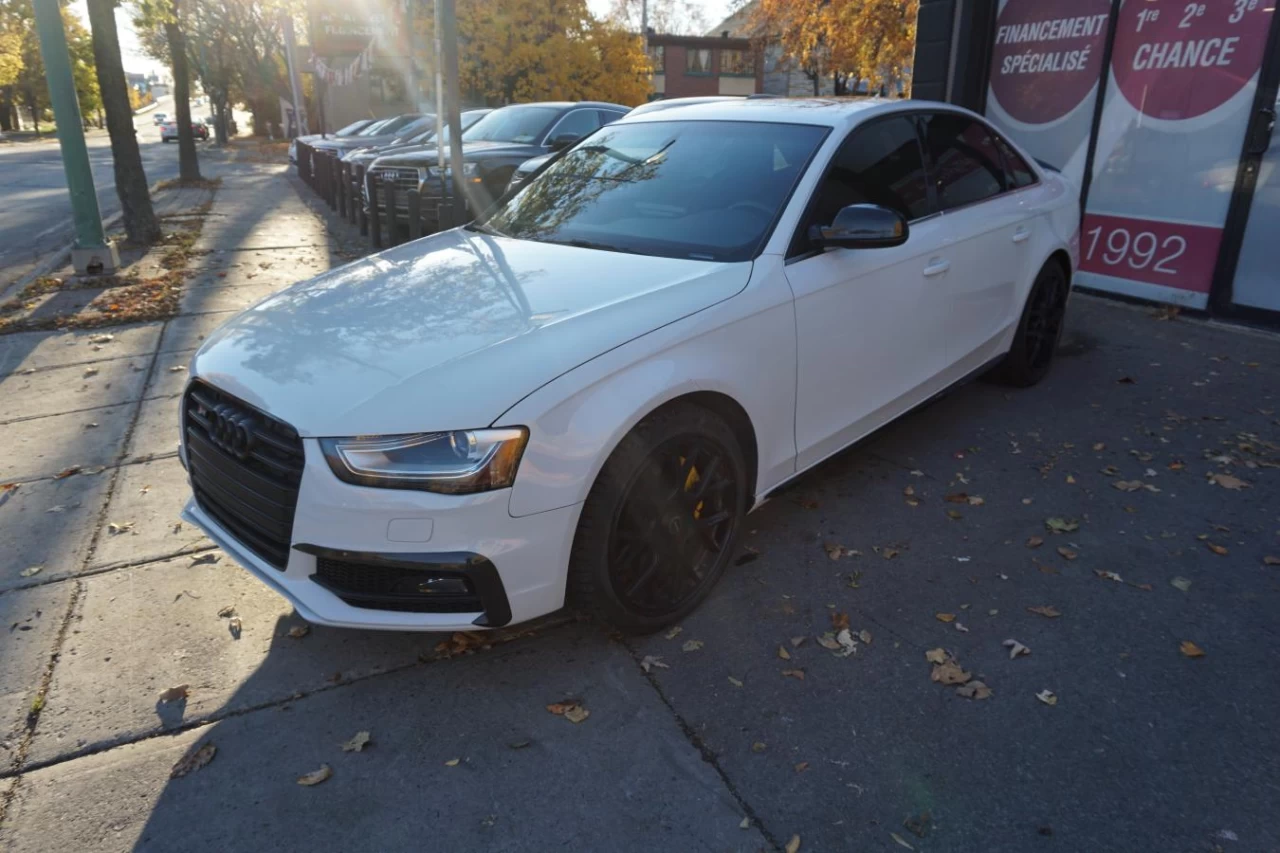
[390,116,434,144]
[336,120,370,136]
[463,106,559,144]
[357,119,392,137]
[482,120,828,263]
[372,114,422,135]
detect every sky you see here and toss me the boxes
[63,0,735,80]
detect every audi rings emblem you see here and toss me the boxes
[205,403,257,459]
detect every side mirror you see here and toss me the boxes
[547,133,582,152]
[808,203,908,250]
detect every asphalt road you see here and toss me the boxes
[0,96,226,290]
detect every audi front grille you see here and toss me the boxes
[183,380,305,570]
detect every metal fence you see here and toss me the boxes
[294,140,460,251]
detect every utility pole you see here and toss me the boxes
[31,0,118,274]
[432,0,447,225]
[282,14,308,137]
[440,0,466,223]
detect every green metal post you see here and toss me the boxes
[32,0,108,254]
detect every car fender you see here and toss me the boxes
[499,254,798,519]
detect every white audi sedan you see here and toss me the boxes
[181,99,1078,634]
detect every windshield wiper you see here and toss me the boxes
[541,238,648,256]
[467,221,507,238]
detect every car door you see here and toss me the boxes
[920,112,1038,370]
[784,114,953,471]
[542,108,605,148]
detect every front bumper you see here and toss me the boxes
[182,438,582,631]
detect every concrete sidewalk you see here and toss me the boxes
[1,162,1278,851]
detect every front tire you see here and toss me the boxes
[991,259,1069,387]
[568,403,748,634]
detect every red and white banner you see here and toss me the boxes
[1078,0,1273,307]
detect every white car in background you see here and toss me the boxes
[181,99,1078,634]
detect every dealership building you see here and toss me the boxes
[912,0,1279,324]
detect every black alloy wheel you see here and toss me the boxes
[993,260,1069,387]
[569,403,747,634]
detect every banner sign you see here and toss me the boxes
[985,0,1113,187]
[1078,0,1273,306]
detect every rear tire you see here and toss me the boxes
[568,403,748,635]
[991,260,1069,387]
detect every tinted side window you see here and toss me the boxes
[550,110,602,141]
[598,109,627,126]
[921,113,1007,209]
[793,116,930,256]
[994,134,1036,188]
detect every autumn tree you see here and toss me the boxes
[428,0,650,107]
[0,0,28,131]
[607,0,708,35]
[87,0,161,243]
[751,0,917,97]
[134,0,200,179]
[9,2,100,132]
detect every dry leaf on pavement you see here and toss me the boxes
[228,615,242,638]
[834,629,857,657]
[640,655,669,673]
[1208,473,1249,490]
[19,566,42,578]
[190,553,220,566]
[824,541,852,560]
[831,611,850,631]
[158,684,189,703]
[944,493,969,503]
[752,741,767,752]
[297,764,333,786]
[777,645,792,660]
[785,835,801,853]
[1026,536,1044,548]
[790,636,807,648]
[341,731,371,752]
[1027,605,1061,618]
[1094,570,1124,582]
[107,521,134,535]
[858,629,872,644]
[925,648,948,664]
[170,742,216,778]
[930,661,971,686]
[1044,517,1079,533]
[682,639,703,653]
[53,467,80,479]
[1036,689,1058,706]
[444,758,460,767]
[1003,639,1031,659]
[1171,577,1192,592]
[664,626,682,640]
[288,625,310,638]
[967,495,985,506]
[1180,640,1206,658]
[781,668,806,680]
[1057,546,1077,560]
[727,676,743,687]
[890,831,915,850]
[1205,542,1229,556]
[935,612,956,623]
[1265,556,1280,566]
[816,633,842,651]
[739,817,751,829]
[955,680,992,700]
[794,761,809,773]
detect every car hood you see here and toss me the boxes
[191,230,751,436]
[312,135,397,151]
[373,140,543,168]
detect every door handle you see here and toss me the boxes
[1012,226,1031,243]
[923,258,950,277]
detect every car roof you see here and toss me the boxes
[615,97,945,130]
[496,101,630,112]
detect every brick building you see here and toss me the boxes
[646,34,764,99]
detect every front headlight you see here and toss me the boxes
[320,428,528,493]
[426,162,480,180]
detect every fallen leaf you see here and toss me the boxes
[169,365,186,373]
[88,333,114,344]
[1208,472,1249,490]
[228,615,242,638]
[1180,640,1205,658]
[816,633,842,651]
[833,628,857,657]
[954,622,969,633]
[107,521,134,535]
[170,742,216,778]
[790,636,807,648]
[955,680,992,699]
[1026,536,1044,548]
[727,676,743,687]
[1094,570,1124,583]
[83,367,99,377]
[682,639,703,653]
[930,661,971,686]
[944,493,969,503]
[1092,442,1105,451]
[1265,556,1280,566]
[640,655,669,673]
[1057,546,1077,561]
[751,741,767,752]
[664,626,682,640]
[781,668,806,681]
[158,684,189,703]
[20,566,43,578]
[1036,689,1058,706]
[287,625,310,639]
[341,731,371,752]
[53,467,81,480]
[777,645,791,661]
[967,495,985,506]
[935,612,956,623]
[903,485,915,497]
[1113,480,1145,492]
[444,758,460,767]
[739,817,751,830]
[1027,605,1061,618]
[831,611,850,631]
[794,761,809,773]
[190,553,220,566]
[890,832,915,850]
[546,701,590,723]
[946,509,963,520]
[1003,639,1031,659]
[882,548,899,559]
[785,835,801,853]
[137,485,150,495]
[1045,517,1079,533]
[858,629,872,645]
[1205,542,1229,556]
[925,648,948,664]
[823,541,851,560]
[297,764,332,786]
[1171,577,1192,592]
